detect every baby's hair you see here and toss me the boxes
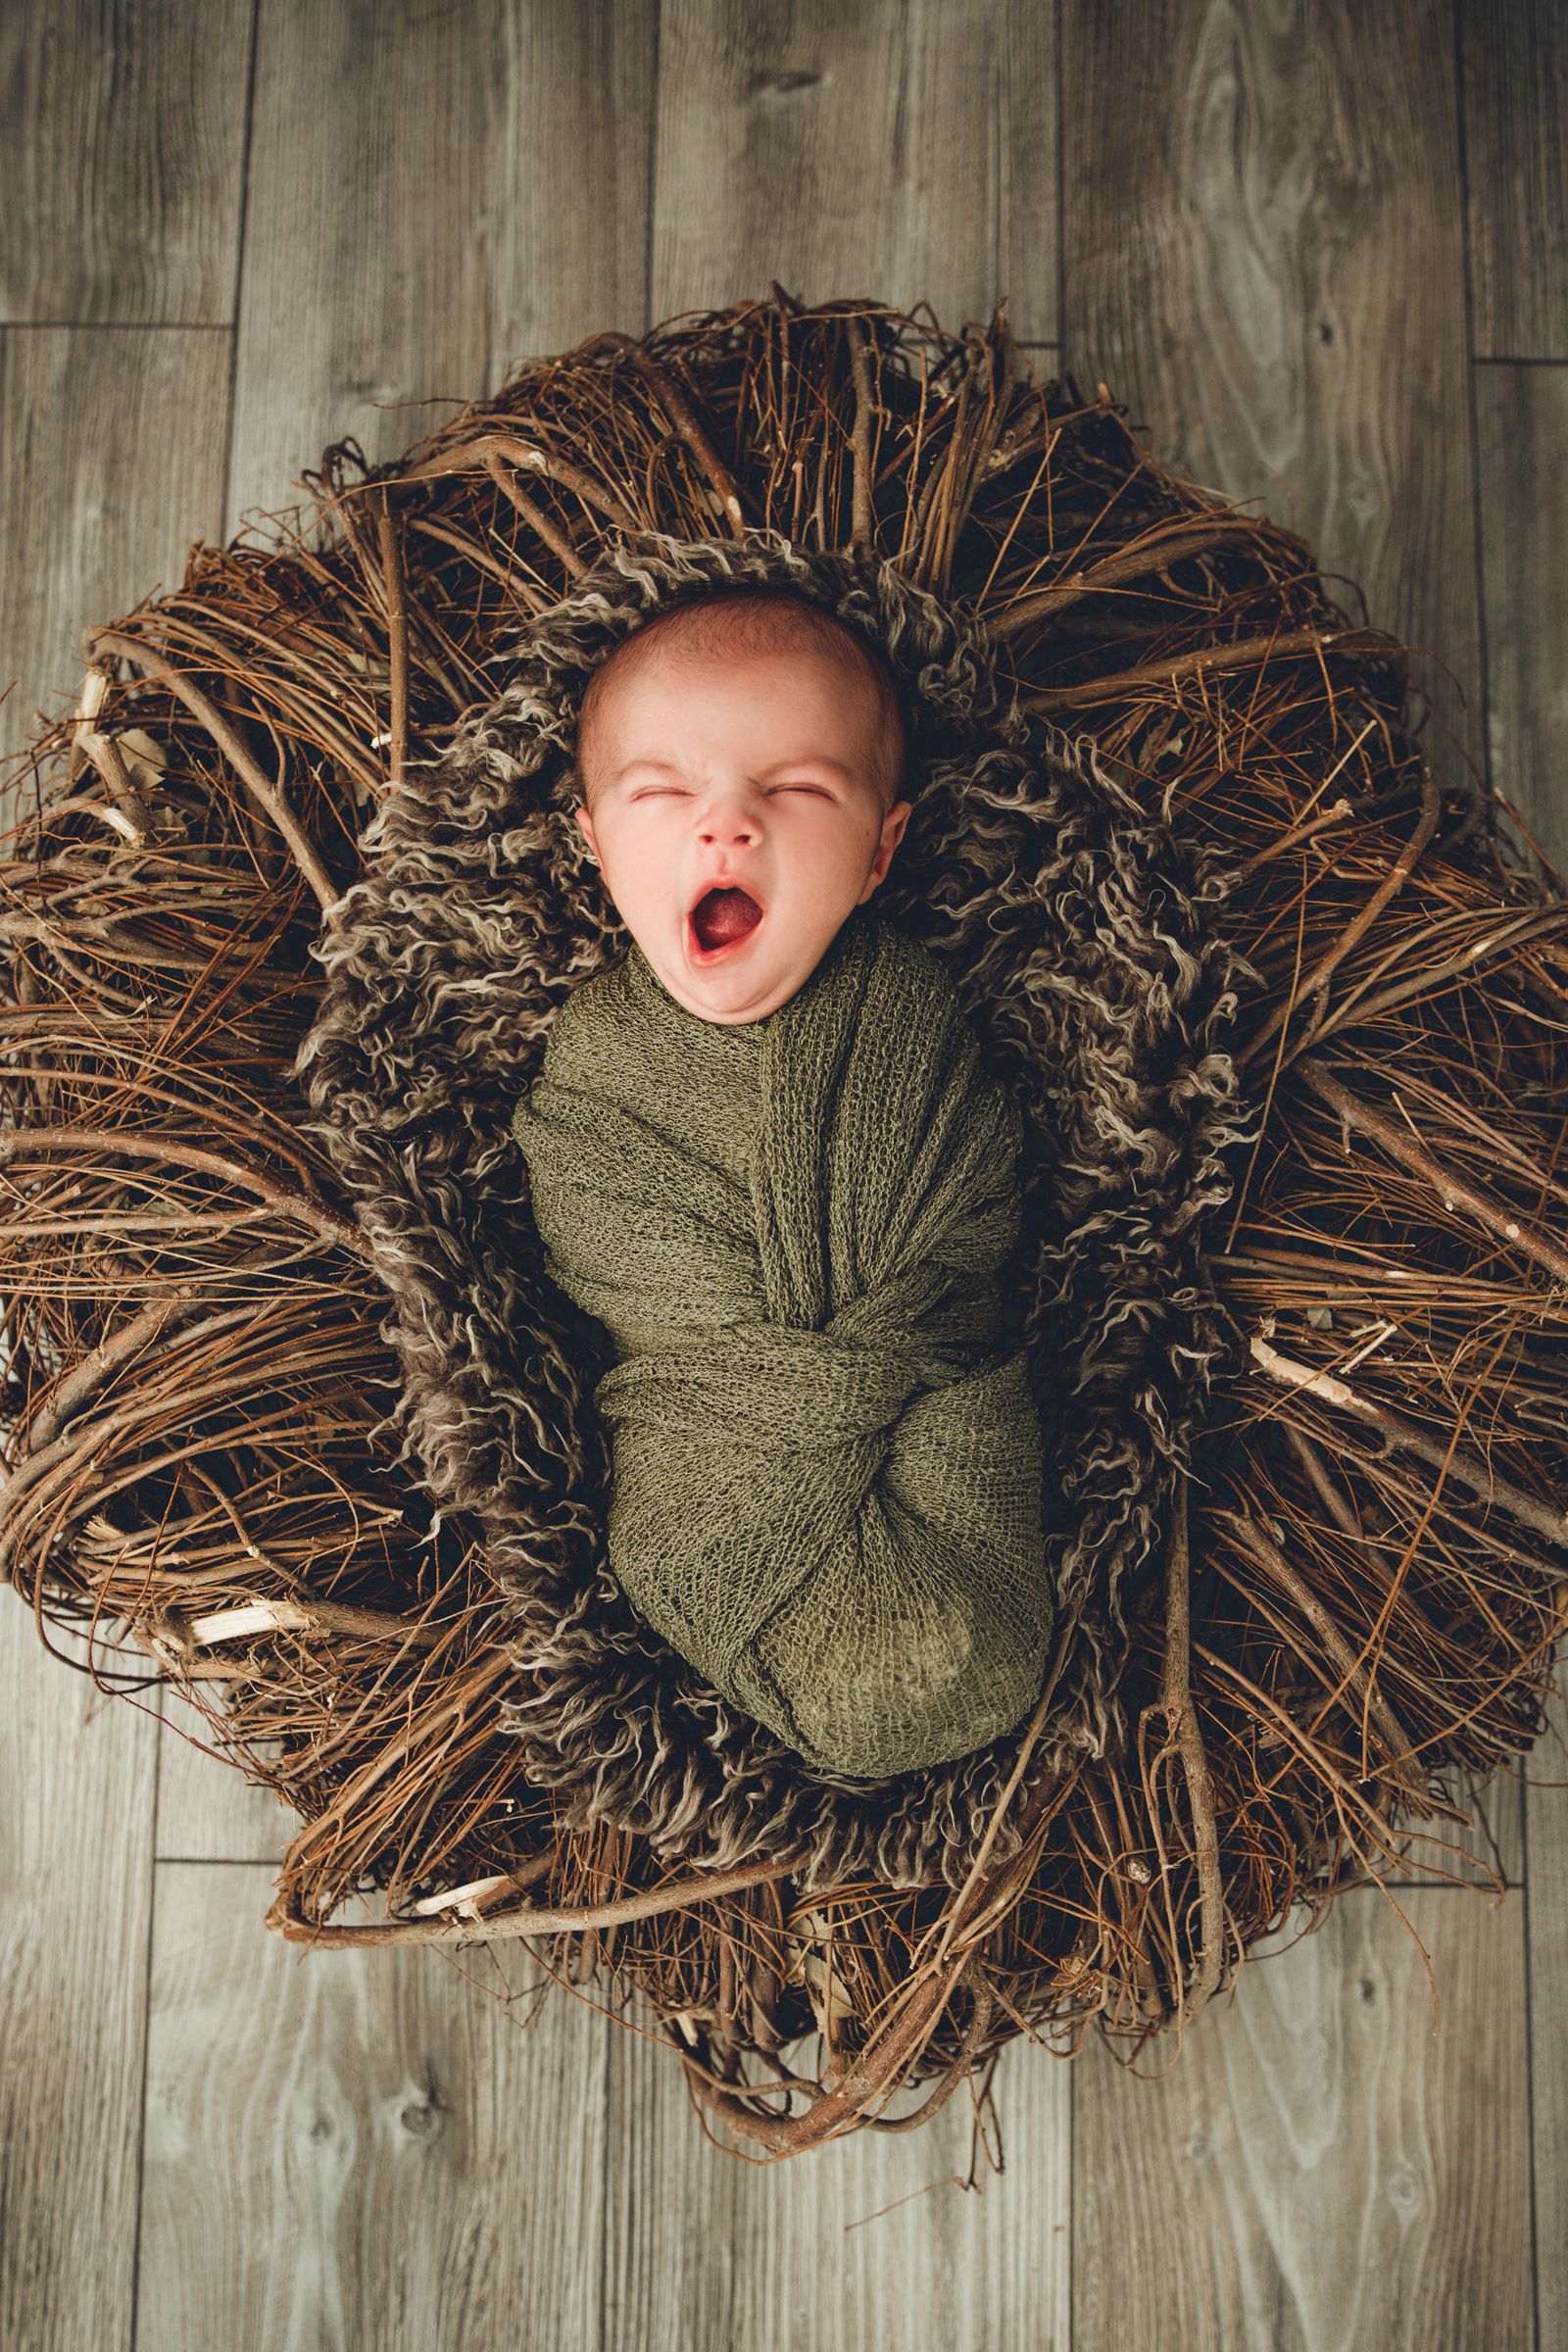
[574,587,909,814]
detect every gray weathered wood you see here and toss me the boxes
[1462,0,1568,361]
[0,325,231,769]
[0,0,252,326]
[1060,0,1482,789]
[1074,1886,1533,2350]
[1527,1662,1568,2352]
[653,0,1057,341]
[1475,360,1568,875]
[136,1864,610,2352]
[0,1601,158,2352]
[227,0,657,538]
[603,1989,1071,2350]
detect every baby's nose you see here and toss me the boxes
[700,810,759,843]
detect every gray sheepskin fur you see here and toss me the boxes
[297,526,1256,1894]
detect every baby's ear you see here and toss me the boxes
[861,796,914,900]
[574,797,600,864]
[883,796,913,856]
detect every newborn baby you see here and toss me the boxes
[511,587,1054,1780]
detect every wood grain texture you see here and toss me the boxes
[227,0,657,537]
[1475,360,1568,875]
[0,0,253,325]
[137,1864,610,2352]
[1462,0,1568,360]
[0,1603,158,2352]
[0,325,231,770]
[1527,1664,1568,2352]
[1060,0,1482,789]
[652,0,1057,340]
[1073,1886,1533,2352]
[603,1993,1071,2351]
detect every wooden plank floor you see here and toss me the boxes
[2,4,1564,2345]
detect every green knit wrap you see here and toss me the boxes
[510,903,1054,1780]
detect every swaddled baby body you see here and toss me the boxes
[511,588,1054,1778]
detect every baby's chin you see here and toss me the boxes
[650,906,811,1025]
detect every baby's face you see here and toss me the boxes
[574,644,911,1024]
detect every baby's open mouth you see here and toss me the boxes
[689,886,764,957]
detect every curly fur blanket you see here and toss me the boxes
[298,525,1252,1894]
[511,899,1055,1781]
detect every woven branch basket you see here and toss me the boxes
[4,289,1567,2159]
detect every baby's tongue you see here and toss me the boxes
[693,887,761,950]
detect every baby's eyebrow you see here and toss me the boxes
[612,759,683,784]
[612,755,855,787]
[757,757,854,781]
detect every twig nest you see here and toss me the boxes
[3,293,1566,2152]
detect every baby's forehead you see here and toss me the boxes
[576,595,906,794]
[606,622,860,699]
